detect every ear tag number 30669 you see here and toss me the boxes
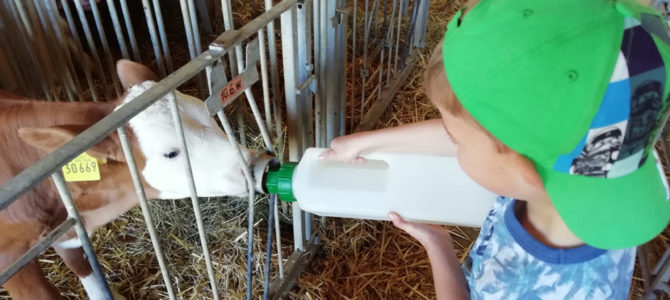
[62,152,101,182]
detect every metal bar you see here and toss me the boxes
[142,0,167,77]
[188,0,203,55]
[325,0,338,143]
[296,1,311,148]
[23,0,57,101]
[51,172,113,300]
[381,0,390,48]
[42,0,79,101]
[262,194,277,300]
[120,0,142,62]
[34,0,68,101]
[116,126,176,300]
[637,246,653,299]
[12,0,33,37]
[0,218,75,285]
[350,0,358,130]
[337,0,347,137]
[292,203,306,251]
[319,0,330,144]
[60,0,98,101]
[186,0,207,98]
[303,0,315,144]
[651,249,670,295]
[365,0,380,44]
[376,11,388,100]
[5,0,38,98]
[180,0,198,59]
[274,196,284,279]
[89,0,122,96]
[264,0,286,276]
[280,4,306,251]
[219,0,247,148]
[106,0,130,59]
[73,0,112,99]
[152,0,174,73]
[234,41,274,150]
[259,29,273,131]
[297,0,314,244]
[398,0,420,68]
[653,245,670,275]
[0,7,30,96]
[279,3,303,162]
[0,50,216,208]
[195,0,213,35]
[166,91,219,300]
[386,0,397,82]
[313,0,324,148]
[361,0,370,122]
[10,3,35,96]
[214,111,256,300]
[212,0,298,50]
[265,0,284,158]
[412,0,429,48]
[392,0,403,72]
[220,0,239,74]
[48,0,83,99]
[356,52,417,132]
[268,236,320,299]
[236,103,248,147]
[15,0,54,101]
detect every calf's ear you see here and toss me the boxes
[116,59,159,90]
[18,125,126,163]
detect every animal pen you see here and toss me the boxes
[0,0,670,299]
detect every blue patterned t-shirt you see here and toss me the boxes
[462,196,636,299]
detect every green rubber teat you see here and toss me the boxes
[264,162,297,202]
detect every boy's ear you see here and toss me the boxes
[18,125,126,163]
[514,153,544,190]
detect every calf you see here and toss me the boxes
[0,60,255,299]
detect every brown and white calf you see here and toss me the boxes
[0,60,255,299]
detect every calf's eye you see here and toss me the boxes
[164,149,180,159]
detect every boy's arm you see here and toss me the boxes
[389,213,470,300]
[320,119,457,162]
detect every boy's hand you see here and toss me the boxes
[319,134,368,163]
[390,212,469,300]
[388,212,453,249]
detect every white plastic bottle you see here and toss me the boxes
[264,148,497,227]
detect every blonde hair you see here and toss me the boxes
[424,40,509,152]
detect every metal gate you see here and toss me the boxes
[0,0,432,299]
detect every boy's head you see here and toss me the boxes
[428,0,670,249]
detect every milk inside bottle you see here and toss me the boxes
[263,148,496,227]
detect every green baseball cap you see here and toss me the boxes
[443,0,670,249]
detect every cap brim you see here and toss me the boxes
[536,155,670,249]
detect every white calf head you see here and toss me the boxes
[117,61,252,198]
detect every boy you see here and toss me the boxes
[320,0,670,298]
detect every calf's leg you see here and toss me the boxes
[0,256,62,300]
[54,245,126,300]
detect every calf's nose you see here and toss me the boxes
[247,151,279,194]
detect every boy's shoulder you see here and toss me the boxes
[464,197,636,299]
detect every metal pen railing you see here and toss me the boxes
[0,3,309,299]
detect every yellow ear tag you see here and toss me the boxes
[62,152,102,182]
